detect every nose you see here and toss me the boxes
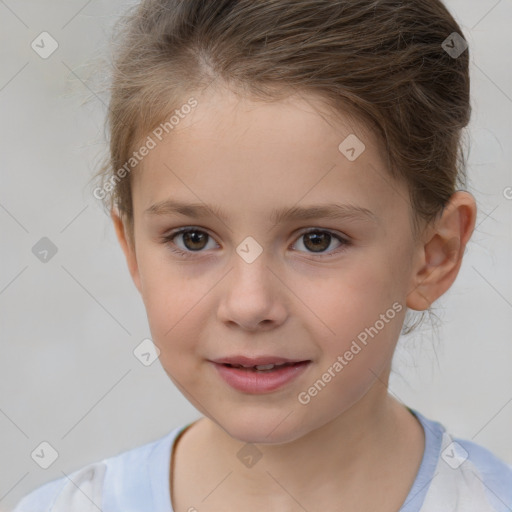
[216,253,288,332]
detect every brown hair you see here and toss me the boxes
[92,0,471,334]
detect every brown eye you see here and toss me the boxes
[292,229,349,257]
[162,227,350,259]
[181,230,209,251]
[302,231,331,252]
[162,227,219,257]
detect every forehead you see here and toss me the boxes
[132,87,410,224]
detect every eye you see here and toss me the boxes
[161,227,218,257]
[161,227,351,259]
[291,229,350,257]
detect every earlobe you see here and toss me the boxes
[110,209,142,294]
[406,191,477,311]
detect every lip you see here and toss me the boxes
[210,355,309,366]
[210,358,312,394]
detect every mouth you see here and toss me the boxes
[209,357,312,393]
[220,361,309,372]
[212,354,310,364]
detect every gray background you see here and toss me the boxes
[1,0,511,509]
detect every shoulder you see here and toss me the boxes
[454,436,512,498]
[10,462,107,512]
[413,409,512,512]
[10,428,181,512]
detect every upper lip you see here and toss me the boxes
[210,355,311,367]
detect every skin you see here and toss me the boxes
[112,85,477,511]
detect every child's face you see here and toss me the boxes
[116,87,424,444]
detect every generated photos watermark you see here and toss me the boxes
[93,97,198,201]
[297,301,403,405]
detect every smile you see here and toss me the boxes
[211,360,311,393]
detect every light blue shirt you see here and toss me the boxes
[11,408,512,511]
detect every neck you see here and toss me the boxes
[175,384,425,510]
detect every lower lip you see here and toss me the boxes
[211,361,311,393]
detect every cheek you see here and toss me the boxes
[296,258,402,332]
[295,258,405,378]
[297,292,403,418]
[136,252,192,343]
[136,252,219,375]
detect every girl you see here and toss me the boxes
[13,0,512,510]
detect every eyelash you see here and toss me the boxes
[160,226,351,259]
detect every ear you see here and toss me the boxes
[111,209,142,294]
[406,191,477,311]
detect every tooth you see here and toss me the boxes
[255,364,276,370]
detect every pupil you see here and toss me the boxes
[304,232,330,252]
[184,231,207,251]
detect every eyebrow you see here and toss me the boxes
[145,199,378,225]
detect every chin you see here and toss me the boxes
[217,412,309,446]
